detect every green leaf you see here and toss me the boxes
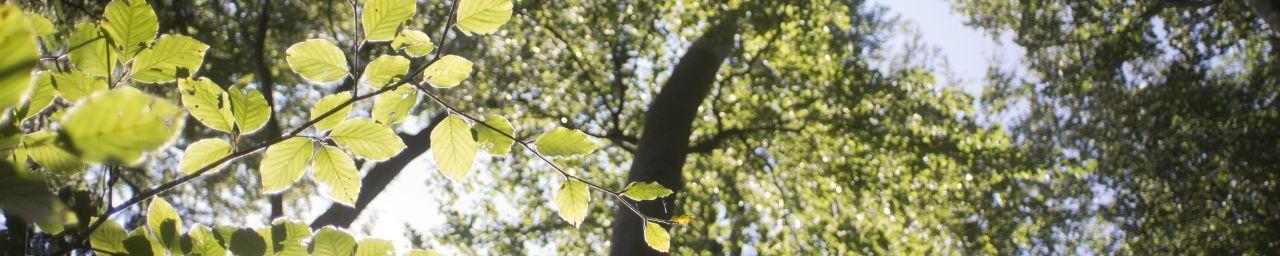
[229,228,267,256]
[405,249,444,256]
[533,127,597,157]
[131,34,209,83]
[124,227,166,256]
[259,137,314,193]
[370,85,417,125]
[227,85,271,134]
[0,5,37,111]
[473,115,514,155]
[23,13,54,37]
[178,138,232,174]
[422,55,473,88]
[354,238,395,256]
[13,131,84,175]
[390,29,434,57]
[102,0,158,59]
[285,39,350,83]
[179,77,236,132]
[0,162,62,228]
[182,224,226,256]
[361,0,416,42]
[50,71,109,101]
[147,198,182,251]
[68,23,117,77]
[555,179,590,227]
[430,115,478,182]
[15,72,56,121]
[90,217,129,254]
[623,181,674,201]
[643,221,670,253]
[455,0,513,35]
[269,219,312,256]
[312,145,360,205]
[311,92,353,131]
[330,118,407,161]
[361,55,410,88]
[61,87,186,164]
[309,227,356,256]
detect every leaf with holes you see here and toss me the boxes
[474,115,514,155]
[390,29,434,57]
[179,77,235,132]
[370,85,417,125]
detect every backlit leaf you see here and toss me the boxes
[102,0,158,59]
[312,145,359,206]
[370,85,417,125]
[311,92,352,131]
[473,115,513,155]
[555,179,590,227]
[23,13,54,37]
[622,181,674,201]
[361,0,416,42]
[354,238,395,256]
[50,71,108,101]
[533,127,597,157]
[68,23,117,77]
[286,39,350,83]
[0,5,37,111]
[330,118,406,161]
[269,219,312,256]
[390,29,434,57]
[178,138,232,175]
[131,35,209,83]
[430,115,478,182]
[90,217,129,254]
[309,227,356,256]
[13,131,83,175]
[61,87,186,164]
[179,77,236,132]
[455,0,513,35]
[361,55,410,88]
[259,137,314,193]
[227,85,271,134]
[124,227,165,256]
[643,221,670,252]
[422,55,472,88]
[147,198,182,251]
[182,224,226,256]
[15,72,56,121]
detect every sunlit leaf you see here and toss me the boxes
[670,214,694,225]
[269,219,312,256]
[390,29,434,57]
[15,72,56,121]
[131,34,209,83]
[0,163,61,232]
[370,85,417,125]
[124,227,165,256]
[227,85,272,134]
[285,39,350,83]
[147,198,182,251]
[473,115,513,155]
[178,138,232,175]
[312,145,359,206]
[455,0,513,35]
[361,55,410,88]
[13,131,83,174]
[258,137,314,193]
[0,5,37,111]
[89,217,129,254]
[430,115,478,182]
[533,127,597,157]
[422,55,472,88]
[405,249,445,256]
[622,181,674,201]
[68,23,117,77]
[311,92,352,131]
[361,0,416,42]
[330,118,406,161]
[182,224,226,256]
[179,77,236,132]
[309,227,356,256]
[61,87,186,164]
[50,71,108,101]
[555,179,590,227]
[23,13,54,37]
[354,238,395,256]
[102,0,158,59]
[643,221,670,252]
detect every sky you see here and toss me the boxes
[309,0,1031,254]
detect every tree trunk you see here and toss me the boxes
[310,113,446,229]
[608,19,738,256]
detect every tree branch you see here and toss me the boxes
[686,125,797,154]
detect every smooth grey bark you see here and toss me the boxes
[608,19,739,256]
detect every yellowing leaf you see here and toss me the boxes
[146,198,182,250]
[390,29,434,57]
[227,85,272,134]
[285,39,350,83]
[259,137,314,193]
[555,179,590,227]
[430,115,478,182]
[622,181,674,201]
[473,115,514,155]
[311,92,352,131]
[61,87,186,164]
[102,0,158,59]
[361,0,416,42]
[330,118,406,161]
[179,77,236,132]
[50,71,108,101]
[68,23,117,77]
[670,214,694,225]
[0,5,37,111]
[131,34,209,83]
[370,85,417,125]
[533,127,597,157]
[455,0,513,35]
[178,138,232,175]
[361,55,410,88]
[312,145,359,205]
[422,55,472,88]
[309,227,356,256]
[643,221,670,252]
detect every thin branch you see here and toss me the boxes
[687,124,799,154]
